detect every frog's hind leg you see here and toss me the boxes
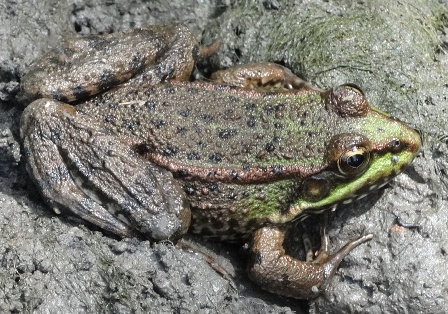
[21,100,135,237]
[247,223,372,299]
[21,98,190,241]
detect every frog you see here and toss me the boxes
[20,24,421,299]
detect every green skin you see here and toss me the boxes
[20,25,421,299]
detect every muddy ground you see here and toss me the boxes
[0,1,447,313]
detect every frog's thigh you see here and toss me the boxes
[21,99,190,241]
[210,63,319,91]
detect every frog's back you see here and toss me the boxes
[75,82,346,239]
[82,81,338,178]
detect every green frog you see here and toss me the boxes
[20,24,421,299]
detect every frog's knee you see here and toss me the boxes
[20,99,75,139]
[141,206,191,241]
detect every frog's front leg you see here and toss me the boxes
[247,224,373,299]
[20,99,190,241]
[210,63,321,92]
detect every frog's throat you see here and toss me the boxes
[269,149,418,224]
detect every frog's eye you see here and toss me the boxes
[338,146,371,176]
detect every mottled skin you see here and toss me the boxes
[20,24,421,299]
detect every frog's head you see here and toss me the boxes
[288,84,421,219]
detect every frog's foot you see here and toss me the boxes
[176,238,235,287]
[247,225,373,299]
[21,99,191,241]
[210,63,321,92]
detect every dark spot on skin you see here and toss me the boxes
[224,108,234,118]
[134,143,150,155]
[193,123,202,134]
[99,71,120,91]
[163,145,178,156]
[228,96,238,103]
[72,85,90,100]
[209,153,223,163]
[122,119,140,131]
[263,92,276,98]
[241,144,251,154]
[187,151,201,160]
[176,126,187,135]
[22,146,31,158]
[207,183,219,192]
[254,133,265,140]
[50,126,62,142]
[144,100,156,111]
[104,115,115,123]
[51,90,68,102]
[264,105,275,115]
[145,87,155,96]
[242,191,250,198]
[245,103,256,111]
[247,116,256,128]
[275,103,284,109]
[183,183,196,195]
[199,113,214,123]
[108,102,119,109]
[129,54,144,74]
[265,142,275,152]
[271,165,284,175]
[152,119,166,128]
[231,170,239,180]
[164,85,175,94]
[213,84,227,91]
[177,169,191,178]
[218,128,237,139]
[179,109,190,117]
[274,122,283,129]
[227,192,237,200]
[242,163,251,171]
[187,87,199,94]
[207,170,217,178]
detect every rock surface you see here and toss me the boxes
[0,0,447,313]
